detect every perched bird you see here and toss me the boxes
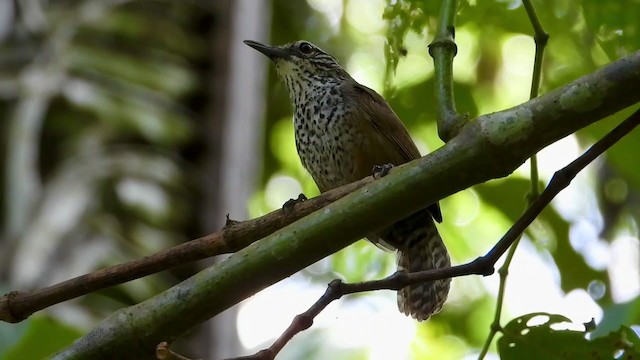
[244,39,450,321]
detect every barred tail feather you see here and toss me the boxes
[393,212,451,321]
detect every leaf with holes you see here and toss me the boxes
[498,312,640,359]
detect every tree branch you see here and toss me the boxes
[429,0,466,142]
[0,178,372,323]
[227,107,640,360]
[54,51,640,359]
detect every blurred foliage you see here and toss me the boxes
[475,178,610,298]
[279,328,369,360]
[0,0,212,356]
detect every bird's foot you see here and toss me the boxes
[372,163,394,179]
[282,193,307,212]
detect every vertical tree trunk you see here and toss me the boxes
[199,0,270,357]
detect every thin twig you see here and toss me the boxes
[156,342,199,360]
[524,0,549,201]
[0,177,372,323]
[226,109,640,360]
[478,1,549,357]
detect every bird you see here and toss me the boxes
[244,39,450,321]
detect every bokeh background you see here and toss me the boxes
[0,0,639,359]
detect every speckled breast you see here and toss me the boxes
[292,85,361,192]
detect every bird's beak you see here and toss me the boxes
[244,40,289,60]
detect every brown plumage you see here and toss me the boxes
[245,39,450,320]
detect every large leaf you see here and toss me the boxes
[591,298,640,339]
[498,312,640,359]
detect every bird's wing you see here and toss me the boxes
[348,83,421,161]
[345,82,442,223]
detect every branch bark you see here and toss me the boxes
[55,51,640,359]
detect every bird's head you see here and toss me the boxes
[244,40,349,90]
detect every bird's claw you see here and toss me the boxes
[372,163,394,179]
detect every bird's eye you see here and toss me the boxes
[299,42,313,54]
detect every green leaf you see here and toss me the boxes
[591,298,640,339]
[1,316,82,360]
[498,312,640,359]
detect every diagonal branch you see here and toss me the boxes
[0,178,372,323]
[227,108,640,360]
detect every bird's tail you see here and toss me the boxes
[391,211,451,321]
